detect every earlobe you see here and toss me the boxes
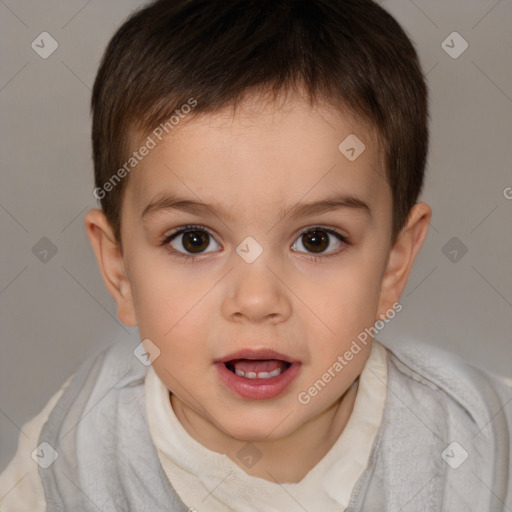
[377,202,432,318]
[84,209,138,327]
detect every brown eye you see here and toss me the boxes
[292,227,346,256]
[182,230,210,253]
[302,230,329,253]
[167,226,221,256]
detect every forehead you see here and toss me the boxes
[124,91,390,224]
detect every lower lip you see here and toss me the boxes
[215,361,301,400]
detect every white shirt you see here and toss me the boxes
[0,340,389,511]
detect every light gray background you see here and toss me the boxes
[1,0,511,472]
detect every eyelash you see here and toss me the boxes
[161,224,350,263]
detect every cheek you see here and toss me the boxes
[307,257,383,340]
[128,250,211,338]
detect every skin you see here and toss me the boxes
[85,89,431,483]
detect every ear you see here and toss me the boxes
[377,202,432,319]
[84,209,137,327]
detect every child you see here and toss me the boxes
[1,0,511,510]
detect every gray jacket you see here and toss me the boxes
[39,338,512,511]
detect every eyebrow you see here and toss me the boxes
[141,193,372,222]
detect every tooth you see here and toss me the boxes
[233,367,285,379]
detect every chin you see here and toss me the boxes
[217,411,297,443]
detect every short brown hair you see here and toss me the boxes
[91,0,429,245]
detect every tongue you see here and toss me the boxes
[230,359,287,373]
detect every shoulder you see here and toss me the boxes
[379,336,512,479]
[0,374,74,512]
[59,338,149,401]
[36,340,181,510]
[0,340,140,511]
[383,337,512,430]
[351,340,512,509]
[365,338,512,508]
[43,339,150,439]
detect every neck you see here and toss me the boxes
[170,377,359,483]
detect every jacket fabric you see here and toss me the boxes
[38,339,512,511]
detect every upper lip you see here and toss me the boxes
[215,349,299,364]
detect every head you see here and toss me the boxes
[86,0,431,442]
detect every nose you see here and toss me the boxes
[221,252,292,324]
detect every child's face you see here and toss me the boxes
[89,91,428,443]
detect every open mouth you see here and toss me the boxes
[215,351,301,399]
[224,359,292,379]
